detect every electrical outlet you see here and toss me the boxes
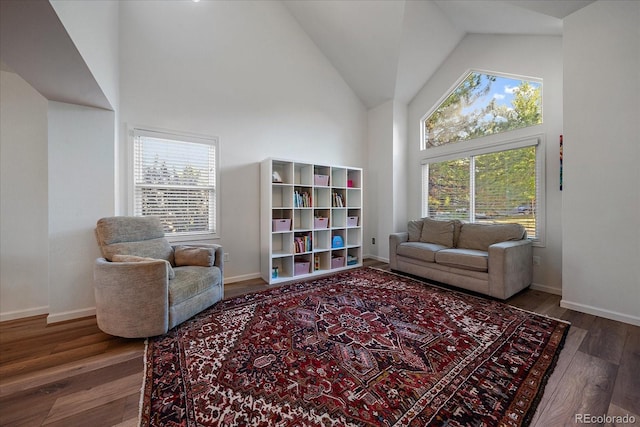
[224,253,230,262]
[372,237,376,245]
[532,256,540,266]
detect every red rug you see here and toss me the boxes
[141,268,568,426]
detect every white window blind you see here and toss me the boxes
[422,138,542,243]
[132,128,218,238]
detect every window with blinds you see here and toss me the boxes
[422,138,542,243]
[132,128,219,239]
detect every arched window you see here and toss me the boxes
[422,71,542,150]
[420,71,544,244]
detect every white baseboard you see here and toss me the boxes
[560,299,640,327]
[364,254,389,263]
[224,272,262,284]
[0,305,49,323]
[530,282,562,295]
[47,307,96,324]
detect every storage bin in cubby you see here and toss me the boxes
[347,216,359,226]
[272,219,292,232]
[314,174,330,186]
[331,256,345,269]
[314,217,329,229]
[294,261,310,276]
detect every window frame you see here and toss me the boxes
[421,133,546,247]
[128,125,220,242]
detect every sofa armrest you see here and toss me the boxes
[172,243,224,282]
[389,232,409,270]
[94,257,169,337]
[488,240,533,299]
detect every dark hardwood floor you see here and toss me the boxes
[1,260,638,426]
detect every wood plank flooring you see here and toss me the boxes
[1,260,638,426]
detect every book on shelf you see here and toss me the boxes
[332,192,344,207]
[294,234,312,253]
[294,190,312,208]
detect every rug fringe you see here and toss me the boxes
[137,338,149,427]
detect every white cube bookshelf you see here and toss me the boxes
[261,158,363,284]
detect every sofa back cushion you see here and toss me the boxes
[407,220,424,242]
[420,218,456,247]
[96,216,175,264]
[457,223,526,251]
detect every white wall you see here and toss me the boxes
[562,1,640,326]
[118,0,367,281]
[47,101,115,323]
[407,34,564,293]
[0,71,50,321]
[366,100,408,260]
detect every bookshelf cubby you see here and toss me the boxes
[261,158,363,284]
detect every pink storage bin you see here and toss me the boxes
[294,261,310,275]
[331,256,345,269]
[314,174,330,186]
[347,216,359,226]
[314,217,329,229]
[272,219,291,232]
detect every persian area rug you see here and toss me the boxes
[141,268,569,427]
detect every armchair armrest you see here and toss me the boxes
[94,258,169,337]
[389,232,409,270]
[488,240,533,299]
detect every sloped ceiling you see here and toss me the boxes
[1,0,594,111]
[0,0,112,110]
[283,0,594,108]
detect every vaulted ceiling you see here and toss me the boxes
[1,0,594,111]
[283,0,594,108]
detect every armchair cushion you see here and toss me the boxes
[170,266,222,305]
[174,245,216,267]
[112,254,175,279]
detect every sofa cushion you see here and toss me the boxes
[112,254,175,279]
[435,249,489,272]
[397,241,447,263]
[407,220,424,242]
[457,223,526,251]
[420,218,455,247]
[169,266,222,305]
[174,246,216,267]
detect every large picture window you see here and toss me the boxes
[422,137,543,243]
[131,127,219,240]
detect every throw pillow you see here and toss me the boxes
[407,220,424,242]
[174,246,216,267]
[112,254,175,279]
[420,218,455,247]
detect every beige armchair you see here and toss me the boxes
[94,216,224,338]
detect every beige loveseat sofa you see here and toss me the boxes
[389,218,532,299]
[94,216,224,338]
